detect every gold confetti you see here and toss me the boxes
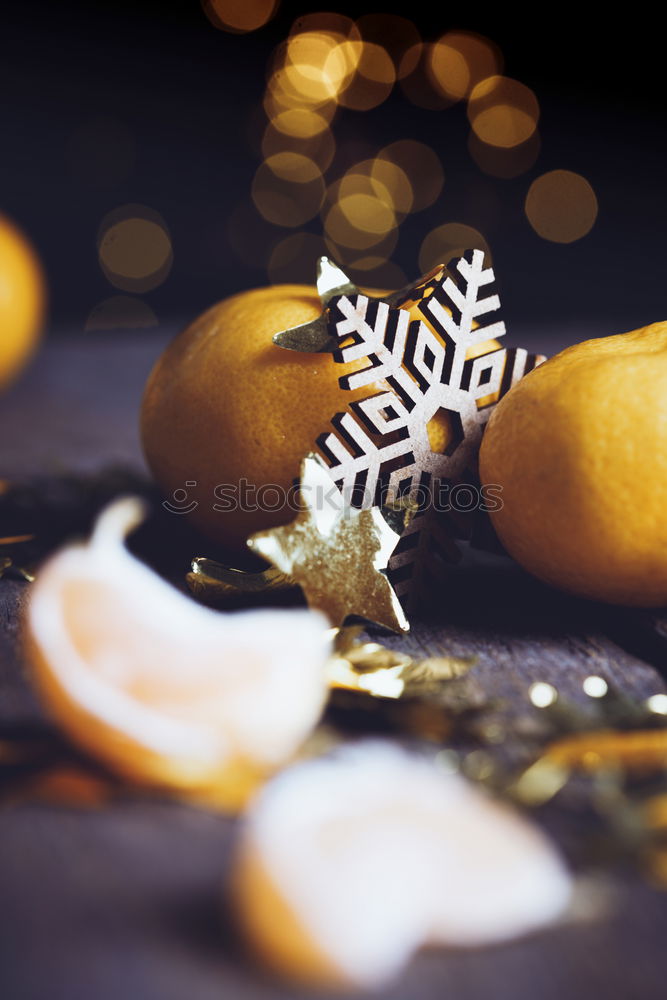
[0,533,36,582]
[327,627,476,699]
[187,557,293,603]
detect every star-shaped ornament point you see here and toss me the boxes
[248,454,409,633]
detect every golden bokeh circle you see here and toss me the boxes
[324,196,395,250]
[338,192,395,235]
[261,120,336,173]
[338,158,413,219]
[97,205,172,293]
[337,42,396,111]
[399,44,451,109]
[379,140,444,211]
[271,108,330,138]
[419,223,490,274]
[525,170,598,243]
[370,159,413,216]
[252,156,325,227]
[201,0,277,34]
[468,130,541,178]
[278,30,360,106]
[430,31,502,101]
[263,151,322,183]
[468,76,539,148]
[324,225,399,272]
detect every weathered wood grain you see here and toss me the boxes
[2,333,667,1000]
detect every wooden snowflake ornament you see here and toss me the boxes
[274,252,546,597]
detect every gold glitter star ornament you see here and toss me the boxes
[248,454,409,633]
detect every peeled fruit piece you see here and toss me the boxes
[233,742,572,989]
[479,321,667,604]
[0,215,45,389]
[25,498,330,809]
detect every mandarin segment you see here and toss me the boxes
[233,742,571,989]
[25,499,330,808]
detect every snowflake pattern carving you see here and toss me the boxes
[284,251,545,598]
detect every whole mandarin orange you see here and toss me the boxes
[479,322,667,605]
[0,216,45,388]
[141,285,373,548]
[141,283,498,549]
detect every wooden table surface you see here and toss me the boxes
[2,330,667,1000]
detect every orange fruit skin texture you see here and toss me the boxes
[479,322,667,606]
[0,216,45,389]
[141,284,386,550]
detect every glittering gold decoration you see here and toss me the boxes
[0,534,36,581]
[249,453,409,632]
[505,675,667,812]
[543,729,667,774]
[187,557,293,603]
[327,626,476,698]
[274,253,546,598]
[186,496,419,610]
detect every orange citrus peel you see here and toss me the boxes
[25,498,330,810]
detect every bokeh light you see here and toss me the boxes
[355,14,420,71]
[430,31,502,102]
[85,296,158,331]
[334,158,413,223]
[263,150,322,183]
[525,170,598,243]
[252,155,325,226]
[369,158,413,216]
[468,130,541,178]
[277,29,360,107]
[261,120,336,173]
[419,223,490,273]
[97,205,172,293]
[324,198,399,259]
[399,44,451,109]
[324,193,396,251]
[336,42,395,111]
[202,0,278,34]
[263,61,336,119]
[270,107,330,138]
[379,140,444,211]
[468,76,539,148]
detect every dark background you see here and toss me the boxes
[1,0,665,339]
